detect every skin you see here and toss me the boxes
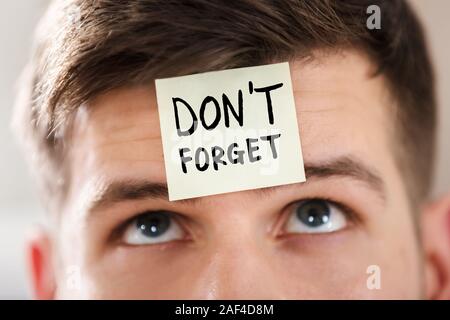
[27,50,450,299]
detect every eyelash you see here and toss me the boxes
[109,211,188,245]
[275,196,361,238]
[111,196,362,245]
[286,197,360,223]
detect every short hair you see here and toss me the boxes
[13,0,436,212]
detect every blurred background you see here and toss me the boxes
[0,0,449,299]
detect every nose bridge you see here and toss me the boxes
[192,215,283,299]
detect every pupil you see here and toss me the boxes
[296,200,330,227]
[136,212,171,237]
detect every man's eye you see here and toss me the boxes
[284,199,348,234]
[123,211,185,245]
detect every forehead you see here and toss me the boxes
[67,50,394,205]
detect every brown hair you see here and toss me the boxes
[13,0,436,212]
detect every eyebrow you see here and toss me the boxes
[87,156,385,214]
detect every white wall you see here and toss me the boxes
[0,0,449,299]
[409,0,450,198]
[0,1,48,299]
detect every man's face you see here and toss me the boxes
[54,50,422,299]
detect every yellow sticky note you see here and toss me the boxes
[155,62,305,201]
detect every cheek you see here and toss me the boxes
[375,167,423,297]
[54,234,422,299]
[369,211,423,298]
[58,245,201,299]
[272,232,377,298]
[273,220,421,299]
[357,203,423,297]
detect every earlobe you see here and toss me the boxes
[422,192,450,300]
[26,226,56,300]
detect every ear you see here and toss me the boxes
[422,192,450,299]
[26,226,56,300]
